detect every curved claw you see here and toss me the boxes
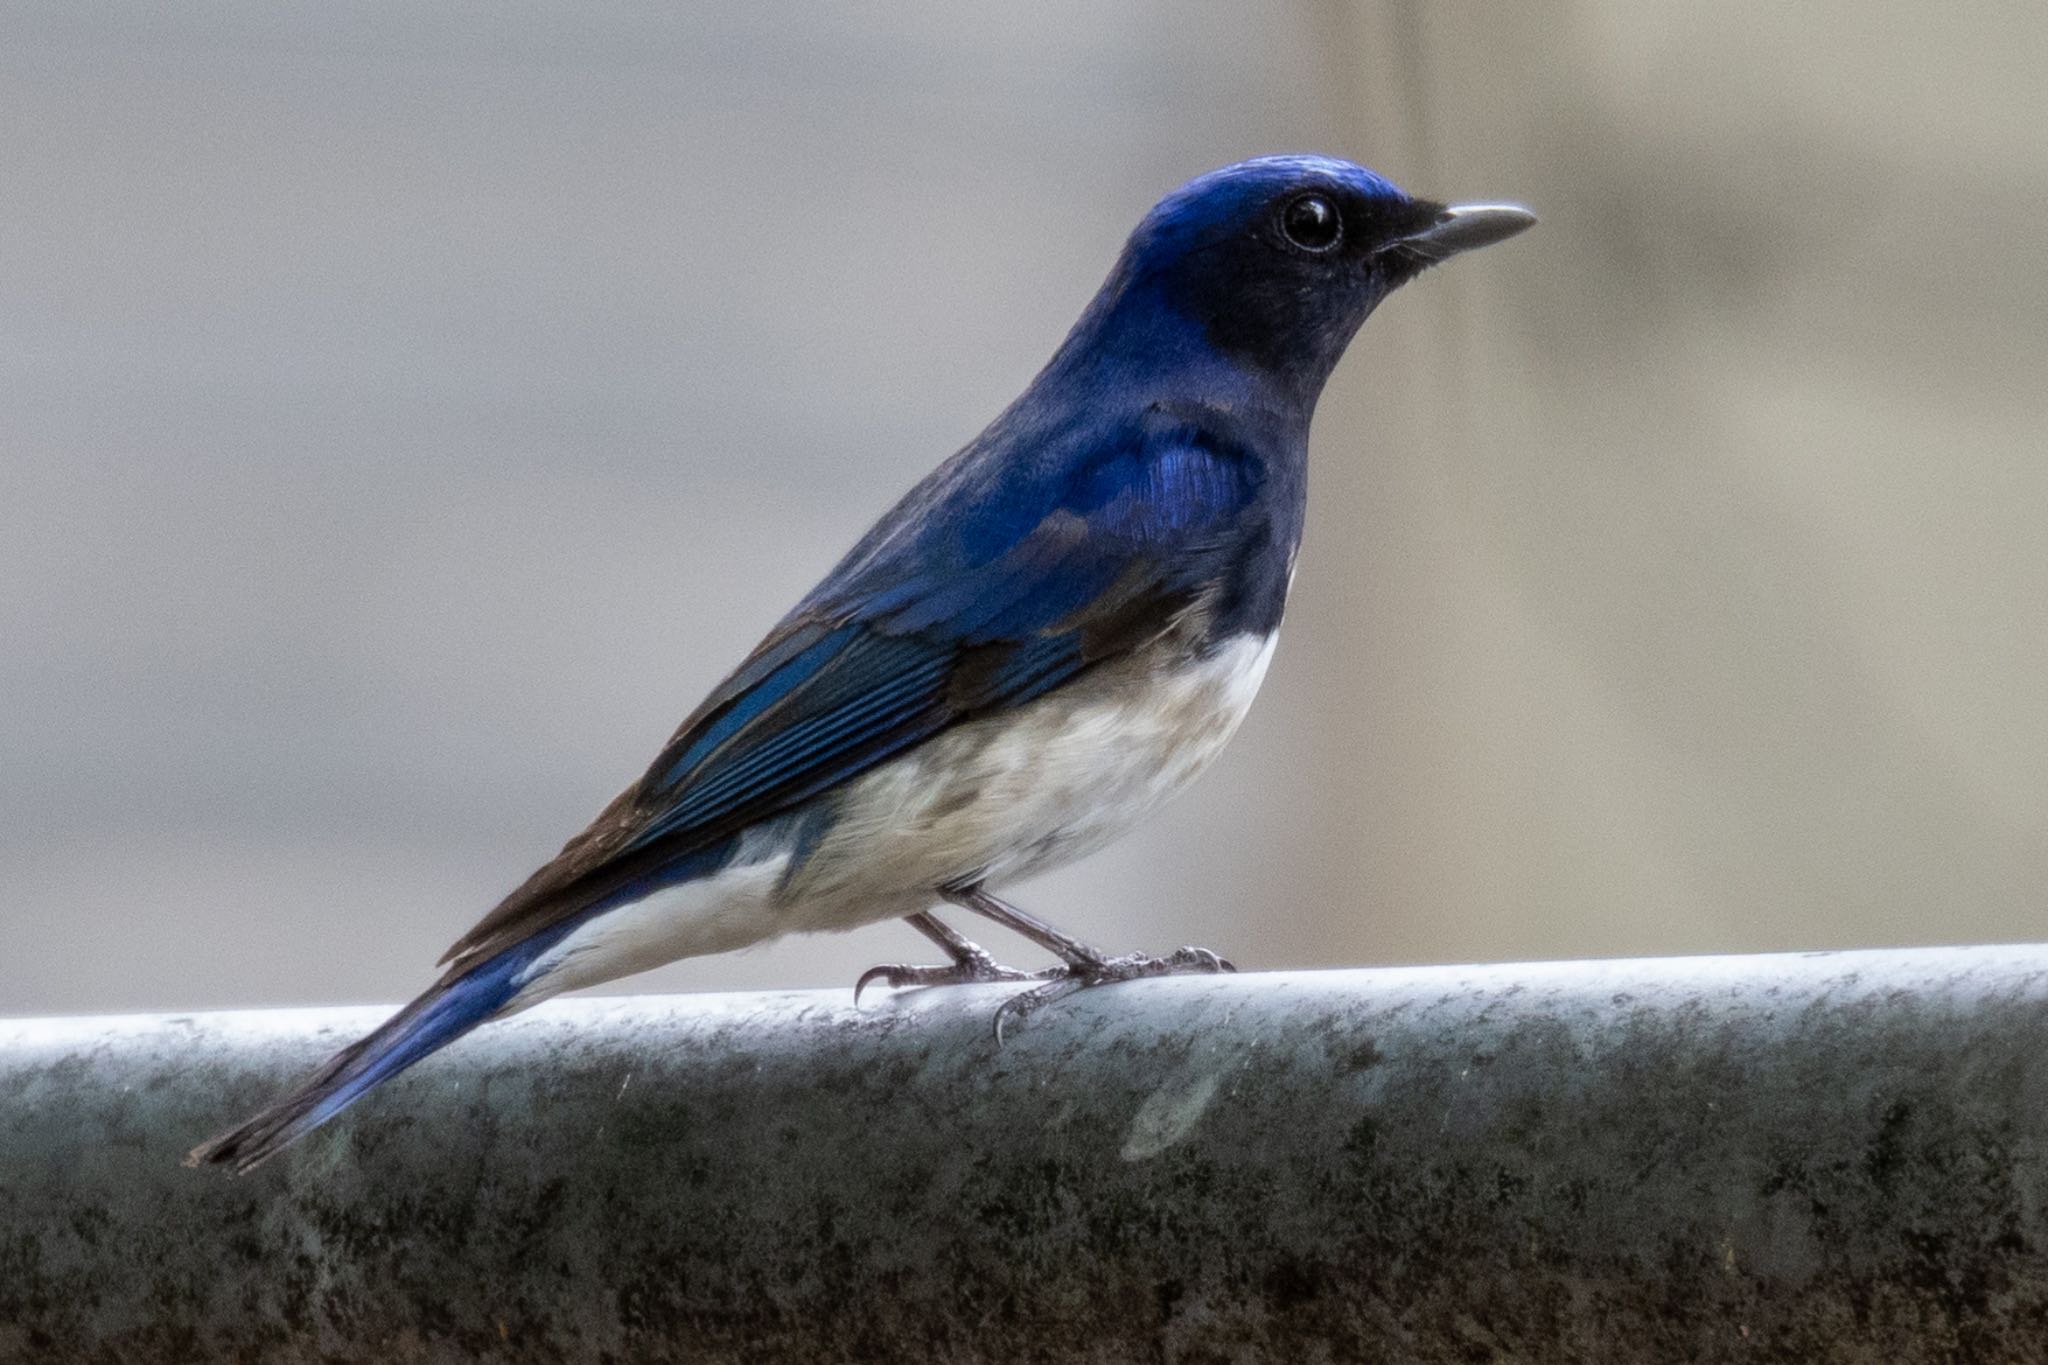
[991,974,1087,1046]
[1167,945,1235,974]
[988,943,1238,1043]
[852,965,898,1008]
[853,954,1056,1007]
[855,962,954,1007]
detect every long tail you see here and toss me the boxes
[185,937,559,1174]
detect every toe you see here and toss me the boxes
[1167,945,1234,974]
[990,974,1085,1044]
[853,964,905,1006]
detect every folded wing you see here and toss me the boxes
[439,419,1265,972]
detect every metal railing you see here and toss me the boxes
[4,945,2046,1362]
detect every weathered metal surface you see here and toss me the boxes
[3,946,2047,1362]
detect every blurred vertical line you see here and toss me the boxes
[1292,0,1447,965]
[1385,0,1441,185]
[1311,0,1508,964]
[1328,0,1475,460]
[1318,0,1441,202]
[1381,0,1496,422]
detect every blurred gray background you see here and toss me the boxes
[4,2,2043,1016]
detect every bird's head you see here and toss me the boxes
[1067,155,1534,407]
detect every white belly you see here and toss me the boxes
[512,630,1277,1002]
[781,628,1279,921]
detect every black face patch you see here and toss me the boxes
[1157,186,1447,388]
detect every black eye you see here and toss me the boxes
[1280,193,1342,252]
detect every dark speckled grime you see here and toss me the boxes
[7,944,2048,1361]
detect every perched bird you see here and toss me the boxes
[189,154,1532,1172]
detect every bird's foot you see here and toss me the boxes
[990,945,1235,1043]
[854,946,1059,1006]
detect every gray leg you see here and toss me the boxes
[939,885,1106,967]
[941,884,1236,1042]
[852,911,1056,1005]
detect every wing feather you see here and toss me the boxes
[438,423,1262,970]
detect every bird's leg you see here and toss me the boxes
[941,883,1235,1042]
[853,911,1058,1005]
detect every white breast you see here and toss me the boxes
[509,630,1279,1004]
[781,629,1279,925]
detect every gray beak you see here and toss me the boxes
[1389,203,1538,262]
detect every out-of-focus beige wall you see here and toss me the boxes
[2,2,2041,1016]
[1316,2,2048,965]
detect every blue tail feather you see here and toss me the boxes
[190,839,743,1174]
[185,923,575,1173]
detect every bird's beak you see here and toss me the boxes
[1387,203,1537,262]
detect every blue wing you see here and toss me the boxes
[190,419,1276,1172]
[438,416,1267,969]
